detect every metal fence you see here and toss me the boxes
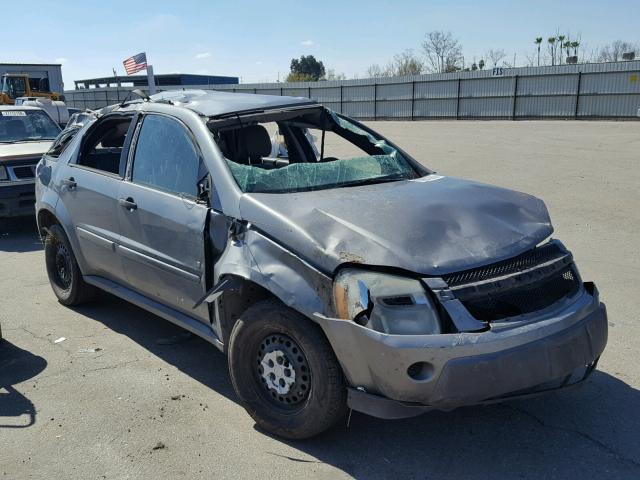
[65,61,640,120]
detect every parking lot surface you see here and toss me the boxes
[1,120,639,479]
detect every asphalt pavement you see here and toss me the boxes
[1,120,639,479]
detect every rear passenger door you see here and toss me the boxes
[56,113,135,282]
[117,114,210,322]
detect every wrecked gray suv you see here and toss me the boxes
[35,90,607,439]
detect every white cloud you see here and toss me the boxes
[301,40,314,47]
[55,57,68,64]
[195,52,211,59]
[255,61,263,65]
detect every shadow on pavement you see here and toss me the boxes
[282,370,640,478]
[0,217,42,253]
[72,294,640,478]
[0,340,47,428]
[71,294,235,401]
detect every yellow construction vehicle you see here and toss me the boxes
[0,73,64,105]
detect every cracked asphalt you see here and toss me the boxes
[1,120,639,479]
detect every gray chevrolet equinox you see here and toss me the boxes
[35,90,607,439]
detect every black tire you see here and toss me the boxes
[44,224,96,306]
[228,299,347,440]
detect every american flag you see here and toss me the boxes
[123,52,147,75]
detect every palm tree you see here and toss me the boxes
[548,37,557,65]
[558,35,566,64]
[535,37,543,66]
[563,40,572,61]
[570,41,580,58]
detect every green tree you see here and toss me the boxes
[571,41,580,58]
[534,37,543,66]
[563,40,572,60]
[286,72,316,82]
[548,37,557,66]
[558,35,566,64]
[288,55,325,81]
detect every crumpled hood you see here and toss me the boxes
[0,141,52,162]
[239,175,553,276]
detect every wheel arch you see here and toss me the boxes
[212,230,336,351]
[36,204,89,274]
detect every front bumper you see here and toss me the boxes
[0,182,36,218]
[314,282,607,418]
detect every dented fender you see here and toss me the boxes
[208,225,335,320]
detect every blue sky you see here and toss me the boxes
[4,0,638,89]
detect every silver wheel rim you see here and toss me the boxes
[256,334,310,407]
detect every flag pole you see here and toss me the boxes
[146,62,157,95]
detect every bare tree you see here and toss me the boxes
[366,64,386,78]
[388,50,424,76]
[324,69,346,80]
[597,40,638,62]
[487,49,507,67]
[422,31,463,73]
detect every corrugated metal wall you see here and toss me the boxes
[64,61,640,120]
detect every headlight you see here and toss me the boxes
[0,166,8,181]
[333,269,442,335]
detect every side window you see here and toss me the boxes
[131,115,200,198]
[46,127,80,160]
[78,116,133,175]
[9,77,26,98]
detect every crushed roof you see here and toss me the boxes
[150,89,317,117]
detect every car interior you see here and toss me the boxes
[208,108,418,193]
[77,117,131,176]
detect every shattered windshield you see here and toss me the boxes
[0,110,61,143]
[210,108,418,193]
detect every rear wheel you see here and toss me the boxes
[228,299,347,439]
[44,224,96,306]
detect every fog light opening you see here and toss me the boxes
[407,362,434,381]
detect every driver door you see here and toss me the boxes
[117,114,210,322]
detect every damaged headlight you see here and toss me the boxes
[333,269,442,335]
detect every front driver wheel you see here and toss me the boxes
[44,224,96,306]
[228,299,347,439]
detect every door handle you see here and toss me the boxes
[118,197,137,211]
[62,177,76,189]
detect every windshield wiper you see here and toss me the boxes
[9,138,55,143]
[334,173,412,189]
